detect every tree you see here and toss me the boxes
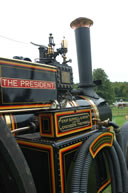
[93,68,115,104]
[112,82,128,101]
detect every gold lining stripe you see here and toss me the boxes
[0,107,51,113]
[10,114,15,130]
[80,96,99,119]
[0,104,51,110]
[55,109,92,137]
[4,115,11,129]
[59,142,82,193]
[17,140,56,193]
[0,57,56,69]
[0,60,56,72]
[10,114,16,136]
[97,179,111,193]
[89,132,113,158]
[40,114,54,137]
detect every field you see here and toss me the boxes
[112,106,128,127]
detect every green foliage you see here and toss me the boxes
[73,68,128,104]
[73,83,78,89]
[93,68,115,104]
[112,82,128,101]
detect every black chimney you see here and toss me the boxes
[70,17,93,88]
[70,17,100,99]
[70,17,112,121]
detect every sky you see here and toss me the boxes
[0,0,128,83]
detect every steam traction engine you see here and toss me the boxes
[0,17,128,193]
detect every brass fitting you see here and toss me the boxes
[70,17,93,30]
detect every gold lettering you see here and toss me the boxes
[77,121,90,126]
[61,118,68,123]
[59,113,91,131]
[61,123,77,130]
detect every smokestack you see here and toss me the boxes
[70,17,100,98]
[70,17,112,121]
[70,17,94,88]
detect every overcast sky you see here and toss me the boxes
[0,0,128,83]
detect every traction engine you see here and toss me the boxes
[0,17,128,193]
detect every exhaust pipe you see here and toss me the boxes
[70,17,98,98]
[71,17,112,121]
[70,17,93,88]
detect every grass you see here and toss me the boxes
[112,116,126,127]
[112,106,128,127]
[112,106,128,117]
[103,185,111,193]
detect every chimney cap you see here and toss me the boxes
[70,17,93,30]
